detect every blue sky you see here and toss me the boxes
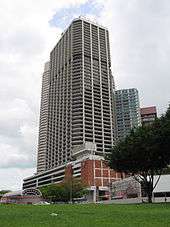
[49,0,101,29]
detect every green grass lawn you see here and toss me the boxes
[0,203,170,227]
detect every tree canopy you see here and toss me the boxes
[40,178,87,203]
[108,107,170,202]
[0,190,11,194]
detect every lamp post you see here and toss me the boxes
[109,182,112,201]
[69,164,73,204]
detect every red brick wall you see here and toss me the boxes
[81,159,121,187]
[81,160,94,186]
[95,169,101,177]
[63,160,122,188]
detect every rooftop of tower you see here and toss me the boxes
[60,15,108,38]
[73,16,108,30]
[52,15,109,55]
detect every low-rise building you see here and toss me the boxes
[111,174,170,202]
[1,189,42,204]
[111,177,141,199]
[23,143,122,202]
[153,175,170,198]
[140,106,157,126]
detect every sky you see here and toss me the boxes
[0,0,169,190]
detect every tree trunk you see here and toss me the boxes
[148,192,152,203]
[147,181,153,203]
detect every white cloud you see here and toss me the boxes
[0,0,88,190]
[0,143,29,168]
[94,0,170,114]
[0,168,36,191]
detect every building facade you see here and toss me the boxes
[115,88,141,140]
[24,17,119,200]
[45,16,116,171]
[1,189,42,204]
[37,62,50,173]
[140,106,157,126]
[24,151,122,202]
[112,177,141,199]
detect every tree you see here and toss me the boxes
[63,178,87,202]
[40,184,65,202]
[40,178,87,203]
[0,190,11,194]
[159,107,170,158]
[108,108,170,203]
[0,190,11,199]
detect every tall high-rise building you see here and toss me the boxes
[140,106,157,125]
[37,62,50,173]
[37,16,116,172]
[115,88,141,140]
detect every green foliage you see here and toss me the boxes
[39,178,87,202]
[162,167,170,175]
[40,184,65,202]
[63,178,88,201]
[0,190,11,195]
[108,107,170,203]
[109,125,169,173]
[159,107,170,157]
